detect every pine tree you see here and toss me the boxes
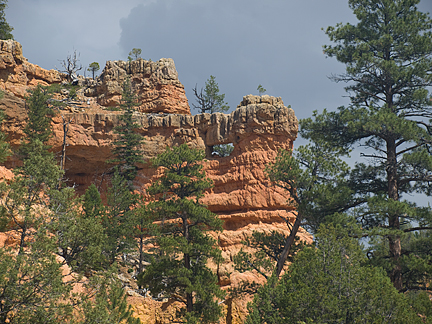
[246,225,421,324]
[138,144,224,323]
[51,187,107,273]
[0,92,10,164]
[0,89,71,322]
[87,62,100,79]
[83,183,103,219]
[20,85,54,159]
[111,78,144,183]
[79,270,141,324]
[0,0,13,40]
[102,170,139,265]
[302,0,432,291]
[192,75,229,113]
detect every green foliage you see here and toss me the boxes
[138,144,224,323]
[21,85,55,157]
[128,48,142,61]
[267,144,352,232]
[212,143,233,157]
[301,0,432,290]
[0,116,71,322]
[233,230,304,295]
[51,187,107,273]
[192,75,229,113]
[87,62,100,79]
[0,92,10,164]
[79,270,141,324]
[250,143,353,278]
[83,184,103,219]
[246,225,420,324]
[0,238,73,323]
[110,78,144,182]
[0,0,13,40]
[257,84,266,95]
[102,170,139,265]
[0,86,140,323]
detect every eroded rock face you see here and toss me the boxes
[85,58,191,115]
[0,39,190,115]
[0,41,311,323]
[0,40,64,98]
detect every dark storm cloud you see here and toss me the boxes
[6,0,432,122]
[118,0,354,118]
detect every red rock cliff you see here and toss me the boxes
[0,40,311,324]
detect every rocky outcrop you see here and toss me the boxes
[0,40,64,98]
[84,58,190,115]
[0,41,311,323]
[0,39,190,115]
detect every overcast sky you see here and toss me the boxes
[6,0,432,122]
[6,0,432,206]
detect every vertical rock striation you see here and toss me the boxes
[0,40,312,323]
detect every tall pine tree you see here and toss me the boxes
[302,0,432,291]
[138,144,224,324]
[111,78,144,183]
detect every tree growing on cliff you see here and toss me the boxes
[192,75,229,114]
[257,84,266,95]
[110,78,144,183]
[0,0,13,40]
[300,0,432,291]
[57,50,83,82]
[0,105,71,322]
[102,170,139,265]
[138,144,224,324]
[234,142,353,286]
[87,62,100,79]
[20,85,55,158]
[128,48,142,61]
[0,92,10,165]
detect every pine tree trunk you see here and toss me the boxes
[276,213,302,277]
[183,213,194,313]
[387,138,402,291]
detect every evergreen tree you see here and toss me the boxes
[235,143,353,283]
[192,75,229,113]
[83,183,103,219]
[111,78,144,183]
[257,84,266,95]
[0,95,71,322]
[128,48,142,61]
[212,143,233,157]
[301,0,432,291]
[138,144,224,324]
[87,62,100,79]
[20,85,54,159]
[79,270,141,324]
[0,93,10,164]
[102,170,139,265]
[51,187,107,273]
[0,234,73,323]
[246,225,420,324]
[0,0,13,40]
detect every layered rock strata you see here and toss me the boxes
[0,40,311,323]
[0,39,190,115]
[85,58,190,115]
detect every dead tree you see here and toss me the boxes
[57,50,83,82]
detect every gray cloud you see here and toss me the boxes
[6,0,432,121]
[118,0,354,118]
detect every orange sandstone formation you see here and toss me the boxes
[0,40,311,323]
